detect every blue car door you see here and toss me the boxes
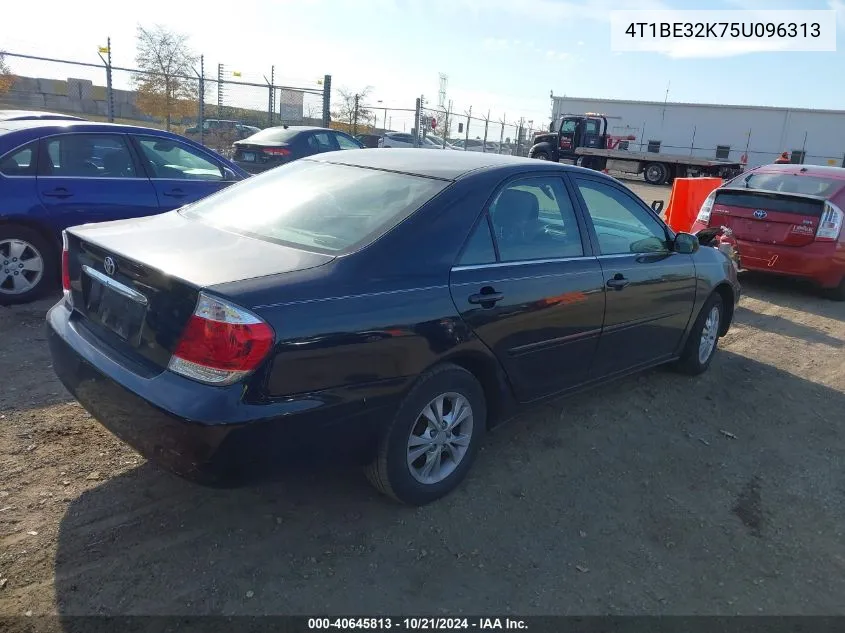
[36,133,159,231]
[130,135,240,210]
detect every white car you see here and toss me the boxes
[452,139,499,153]
[425,133,458,150]
[379,132,441,149]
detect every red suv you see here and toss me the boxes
[691,164,845,300]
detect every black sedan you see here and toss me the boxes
[232,125,364,173]
[47,150,740,505]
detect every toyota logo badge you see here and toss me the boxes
[753,209,768,220]
[103,257,116,276]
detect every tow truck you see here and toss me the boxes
[528,113,744,185]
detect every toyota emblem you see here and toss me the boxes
[753,209,768,220]
[103,257,116,276]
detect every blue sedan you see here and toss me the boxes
[0,120,249,304]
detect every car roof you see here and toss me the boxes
[752,163,845,180]
[306,147,584,180]
[260,125,333,133]
[0,120,183,134]
[0,110,85,121]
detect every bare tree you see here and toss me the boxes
[0,51,14,97]
[133,25,198,130]
[331,86,374,132]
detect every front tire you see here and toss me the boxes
[365,364,487,505]
[673,294,724,375]
[0,225,56,306]
[533,151,549,161]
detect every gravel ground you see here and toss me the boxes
[1,180,844,617]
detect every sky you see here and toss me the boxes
[1,0,844,132]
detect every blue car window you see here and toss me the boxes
[0,142,38,176]
[135,136,224,181]
[44,134,137,178]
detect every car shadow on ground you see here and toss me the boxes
[733,305,842,348]
[53,350,845,620]
[0,294,75,414]
[739,272,844,320]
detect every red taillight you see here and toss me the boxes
[61,231,72,304]
[168,292,274,386]
[263,147,291,157]
[816,201,844,242]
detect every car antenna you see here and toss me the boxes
[283,124,289,129]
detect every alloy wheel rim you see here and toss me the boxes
[698,306,721,364]
[407,392,474,485]
[0,239,44,296]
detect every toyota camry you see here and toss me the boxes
[47,149,740,505]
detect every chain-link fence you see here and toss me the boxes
[0,51,330,158]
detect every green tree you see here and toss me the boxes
[331,86,374,133]
[0,51,14,97]
[133,25,198,130]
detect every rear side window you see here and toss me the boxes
[181,160,450,253]
[0,141,38,176]
[44,134,137,178]
[459,218,496,266]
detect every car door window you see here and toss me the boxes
[0,142,38,176]
[334,133,361,150]
[488,177,583,262]
[44,134,137,178]
[575,179,669,255]
[307,132,336,152]
[135,136,224,181]
[458,218,497,266]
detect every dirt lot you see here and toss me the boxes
[1,179,844,617]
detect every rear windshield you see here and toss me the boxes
[180,160,449,253]
[726,172,844,197]
[243,127,301,143]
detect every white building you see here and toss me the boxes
[552,95,845,169]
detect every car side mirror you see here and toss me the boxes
[673,232,699,254]
[651,200,665,214]
[223,167,238,180]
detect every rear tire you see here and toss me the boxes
[0,225,57,306]
[827,277,845,302]
[644,162,668,185]
[365,364,487,506]
[673,294,724,376]
[533,151,549,161]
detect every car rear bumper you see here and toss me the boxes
[46,302,402,485]
[735,239,845,288]
[233,160,277,174]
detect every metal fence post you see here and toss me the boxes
[321,75,331,127]
[499,114,506,155]
[464,106,472,150]
[97,38,114,122]
[414,97,421,147]
[353,93,359,135]
[197,55,205,146]
[106,37,113,122]
[267,65,275,127]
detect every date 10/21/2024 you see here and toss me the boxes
[307,617,528,630]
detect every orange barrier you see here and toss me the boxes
[663,177,722,234]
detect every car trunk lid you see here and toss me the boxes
[711,189,826,247]
[65,211,333,372]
